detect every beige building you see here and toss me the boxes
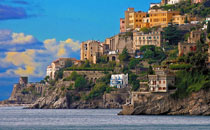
[80,40,104,64]
[133,29,163,51]
[148,69,175,93]
[47,58,77,79]
[105,33,133,54]
[124,8,147,31]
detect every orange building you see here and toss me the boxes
[149,9,180,28]
[124,8,147,31]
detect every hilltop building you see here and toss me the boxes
[105,33,133,54]
[124,8,147,31]
[148,9,180,28]
[46,58,78,79]
[80,40,105,64]
[148,69,175,92]
[133,29,163,51]
[178,30,202,56]
[167,0,182,4]
[110,74,128,88]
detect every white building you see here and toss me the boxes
[203,16,210,30]
[148,70,175,92]
[167,0,181,4]
[46,58,77,79]
[150,3,160,8]
[110,74,128,88]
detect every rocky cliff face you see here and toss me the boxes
[0,83,44,105]
[28,80,129,109]
[119,89,210,116]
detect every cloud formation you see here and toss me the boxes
[0,31,80,78]
[0,30,37,45]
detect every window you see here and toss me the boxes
[159,81,161,84]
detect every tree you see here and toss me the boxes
[148,65,154,75]
[119,47,130,62]
[74,76,88,90]
[69,71,79,81]
[163,23,183,45]
[140,27,150,33]
[128,58,140,69]
[207,22,210,39]
[184,16,189,23]
[83,60,90,68]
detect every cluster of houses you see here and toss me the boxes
[46,0,210,93]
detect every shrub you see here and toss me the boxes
[169,64,192,70]
[86,82,107,100]
[74,76,88,90]
[21,88,29,95]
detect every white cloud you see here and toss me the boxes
[0,30,37,45]
[0,35,81,78]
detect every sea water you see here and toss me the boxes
[0,107,210,130]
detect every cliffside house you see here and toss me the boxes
[46,58,77,79]
[110,74,128,88]
[178,30,202,56]
[80,40,104,64]
[148,69,175,92]
[133,29,163,51]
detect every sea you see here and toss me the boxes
[0,107,210,130]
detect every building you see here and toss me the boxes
[120,18,126,33]
[150,3,161,8]
[178,30,201,56]
[187,30,202,43]
[203,16,210,30]
[110,74,128,88]
[149,9,180,28]
[161,0,168,5]
[105,33,133,54]
[46,58,77,79]
[124,8,147,31]
[191,0,204,4]
[133,29,163,51]
[172,14,195,25]
[80,40,104,64]
[148,69,175,93]
[167,0,181,4]
[178,42,197,56]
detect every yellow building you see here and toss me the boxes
[125,8,147,31]
[149,9,180,28]
[80,40,104,64]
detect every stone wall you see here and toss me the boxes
[63,71,109,82]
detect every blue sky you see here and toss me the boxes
[0,0,160,101]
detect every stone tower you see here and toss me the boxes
[19,77,28,85]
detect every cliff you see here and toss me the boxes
[119,88,210,116]
[0,82,44,105]
[28,80,129,109]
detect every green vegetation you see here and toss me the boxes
[85,82,107,100]
[97,55,108,63]
[207,22,210,39]
[159,1,210,18]
[148,65,154,75]
[169,64,192,70]
[21,88,29,94]
[129,73,140,91]
[172,41,210,98]
[140,45,166,64]
[128,58,140,69]
[55,69,64,81]
[140,27,150,33]
[119,48,130,62]
[74,76,89,90]
[162,24,183,46]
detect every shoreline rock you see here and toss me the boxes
[119,89,210,116]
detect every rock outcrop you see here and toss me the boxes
[119,89,210,116]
